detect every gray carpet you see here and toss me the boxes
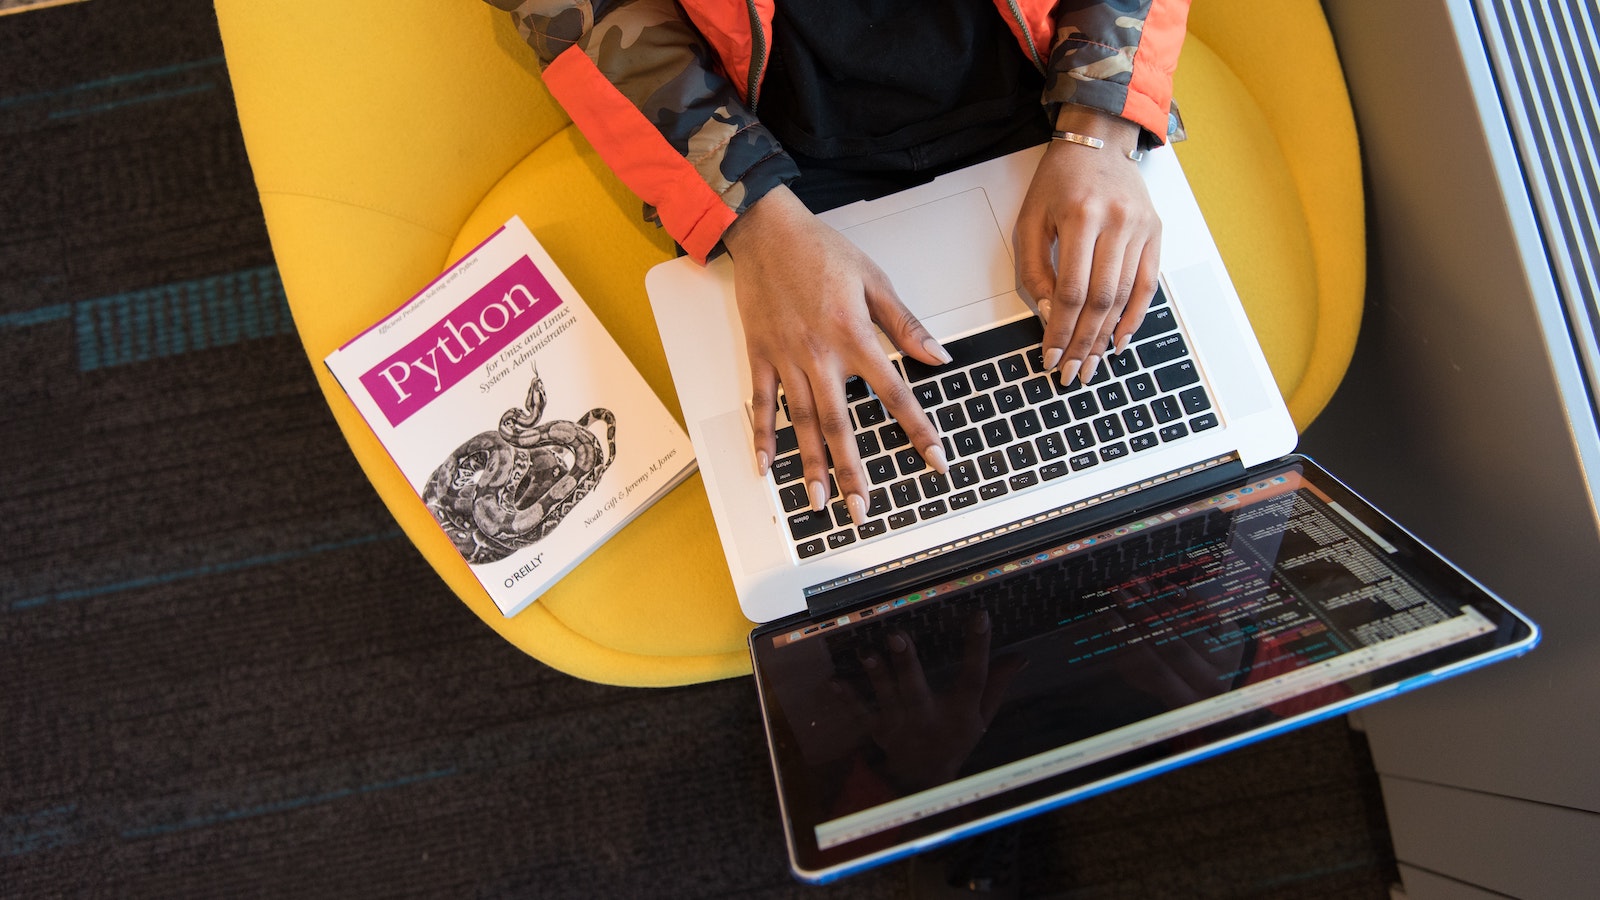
[0,2,1398,897]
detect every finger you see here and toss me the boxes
[887,630,933,710]
[955,608,994,701]
[748,360,780,476]
[861,647,898,711]
[1070,237,1131,386]
[1111,237,1161,354]
[777,371,834,512]
[863,268,952,368]
[1041,231,1094,384]
[1014,212,1060,320]
[869,358,948,475]
[812,374,870,524]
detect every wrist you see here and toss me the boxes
[1051,105,1141,158]
[723,184,807,260]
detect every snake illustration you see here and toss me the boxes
[423,370,617,564]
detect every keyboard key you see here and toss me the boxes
[856,430,881,458]
[917,499,949,520]
[1150,396,1182,423]
[1009,470,1039,490]
[1093,414,1125,442]
[880,422,911,450]
[1107,350,1139,378]
[797,537,827,558]
[950,460,980,488]
[1022,376,1054,405]
[857,519,887,539]
[1065,424,1096,451]
[826,530,857,550]
[1026,346,1046,373]
[889,511,918,530]
[994,385,1024,413]
[1100,441,1129,462]
[889,479,921,508]
[1127,374,1157,402]
[1129,432,1159,452]
[1067,391,1099,420]
[1086,363,1113,386]
[894,447,927,476]
[855,398,887,427]
[1069,451,1099,471]
[866,456,897,484]
[949,489,979,510]
[779,483,810,512]
[1180,385,1212,414]
[979,481,1009,501]
[912,381,942,409]
[831,498,854,526]
[952,429,985,457]
[1040,400,1069,429]
[1040,460,1069,480]
[1097,381,1129,410]
[1130,305,1177,341]
[999,354,1030,381]
[919,471,951,497]
[1159,423,1190,442]
[964,394,997,422]
[775,426,798,455]
[1010,409,1042,439]
[1122,404,1154,433]
[772,454,804,484]
[1151,285,1169,307]
[1035,431,1067,460]
[941,371,973,399]
[982,419,1014,448]
[1155,360,1201,391]
[1007,442,1038,470]
[867,489,892,517]
[977,451,1009,479]
[844,376,871,402]
[936,404,967,431]
[1139,334,1189,368]
[787,509,832,540]
[970,363,1001,392]
[1191,412,1219,432]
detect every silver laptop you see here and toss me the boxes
[644,144,1538,882]
[648,144,1297,624]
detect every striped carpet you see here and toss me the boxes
[0,2,1399,897]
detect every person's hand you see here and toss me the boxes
[723,185,951,523]
[1015,106,1162,386]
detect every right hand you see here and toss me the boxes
[723,185,951,525]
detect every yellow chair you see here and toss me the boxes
[214,0,1361,687]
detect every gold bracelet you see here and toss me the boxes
[1050,129,1146,162]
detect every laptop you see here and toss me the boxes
[644,144,1539,882]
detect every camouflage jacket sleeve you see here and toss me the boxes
[1041,0,1191,148]
[486,0,798,263]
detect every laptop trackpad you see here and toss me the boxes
[839,188,1017,321]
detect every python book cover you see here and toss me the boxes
[326,216,694,616]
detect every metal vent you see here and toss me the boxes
[1474,0,1600,426]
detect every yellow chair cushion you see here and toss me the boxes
[216,0,1361,687]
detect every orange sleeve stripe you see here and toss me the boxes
[543,49,736,264]
[1125,0,1191,144]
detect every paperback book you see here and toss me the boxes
[326,216,696,616]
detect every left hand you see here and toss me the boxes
[1015,105,1163,386]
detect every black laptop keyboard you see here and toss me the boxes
[771,288,1219,561]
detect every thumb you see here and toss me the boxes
[863,276,952,367]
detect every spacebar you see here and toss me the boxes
[901,317,1045,382]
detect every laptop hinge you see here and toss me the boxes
[802,454,1245,619]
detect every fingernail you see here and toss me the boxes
[923,337,952,365]
[1115,333,1131,354]
[1082,355,1100,384]
[1037,298,1053,321]
[923,443,949,474]
[808,479,827,511]
[1042,347,1063,370]
[888,633,907,653]
[1058,359,1081,388]
[756,450,770,477]
[847,492,868,524]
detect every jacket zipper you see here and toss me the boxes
[1004,0,1046,71]
[745,0,767,110]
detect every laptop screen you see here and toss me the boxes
[749,456,1537,882]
